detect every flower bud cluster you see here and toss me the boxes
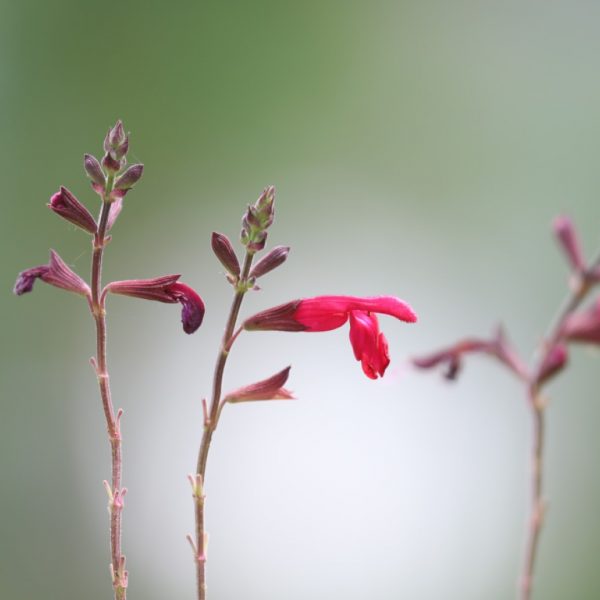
[241,185,276,253]
[14,121,204,335]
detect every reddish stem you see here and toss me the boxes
[91,178,128,600]
[193,252,254,600]
[520,257,599,600]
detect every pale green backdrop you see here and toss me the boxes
[2,1,600,599]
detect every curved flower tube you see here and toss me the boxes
[105,275,205,334]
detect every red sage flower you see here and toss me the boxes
[244,295,417,379]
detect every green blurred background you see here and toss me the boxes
[2,1,600,598]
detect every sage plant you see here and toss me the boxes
[188,187,418,599]
[13,122,205,599]
[413,216,600,600]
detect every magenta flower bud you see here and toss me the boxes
[106,275,205,334]
[211,232,240,277]
[83,154,106,187]
[224,366,294,403]
[250,246,290,279]
[244,295,417,379]
[114,164,144,191]
[553,215,585,272]
[48,186,97,234]
[535,343,568,385]
[561,298,600,344]
[14,250,91,297]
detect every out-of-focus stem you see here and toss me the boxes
[91,175,128,600]
[520,253,600,599]
[520,387,545,600]
[192,251,254,600]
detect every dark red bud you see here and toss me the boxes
[250,246,290,279]
[224,366,294,403]
[102,152,122,174]
[114,164,144,191]
[211,232,241,277]
[83,154,106,187]
[48,187,97,234]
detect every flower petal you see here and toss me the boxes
[294,295,417,332]
[348,311,390,379]
[168,282,205,334]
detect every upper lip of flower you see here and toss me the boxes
[293,295,417,331]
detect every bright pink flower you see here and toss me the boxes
[105,275,205,334]
[244,295,417,379]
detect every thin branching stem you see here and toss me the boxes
[193,251,254,600]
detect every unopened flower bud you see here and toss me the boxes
[14,250,91,297]
[535,343,568,385]
[250,246,290,279]
[241,185,276,253]
[561,298,600,344]
[211,232,240,277]
[553,215,585,272]
[107,121,125,146]
[102,152,122,174]
[114,164,144,191]
[48,186,97,234]
[224,366,294,403]
[83,154,106,188]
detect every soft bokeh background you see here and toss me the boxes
[2,1,600,598]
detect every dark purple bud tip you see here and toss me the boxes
[211,232,241,277]
[14,266,49,295]
[168,282,205,334]
[114,164,143,191]
[48,186,97,234]
[84,154,106,187]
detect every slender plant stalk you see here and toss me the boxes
[192,251,254,600]
[91,174,128,600]
[520,255,600,600]
[520,387,545,600]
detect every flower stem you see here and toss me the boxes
[193,251,254,600]
[520,253,600,599]
[520,387,545,600]
[91,177,128,600]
